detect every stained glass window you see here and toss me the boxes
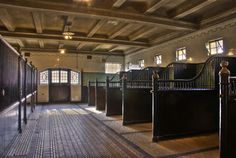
[51,70,60,83]
[71,71,79,84]
[60,70,68,83]
[40,70,48,84]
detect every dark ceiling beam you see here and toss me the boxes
[32,12,43,33]
[87,19,107,37]
[113,0,127,8]
[0,0,197,31]
[0,9,15,31]
[0,30,149,48]
[20,47,125,56]
[109,23,134,39]
[171,0,217,19]
[145,0,171,14]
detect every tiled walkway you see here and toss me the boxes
[3,104,219,158]
[3,105,148,158]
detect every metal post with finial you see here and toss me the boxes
[219,60,230,158]
[152,70,159,142]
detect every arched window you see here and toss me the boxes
[39,69,80,85]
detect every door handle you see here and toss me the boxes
[2,89,5,96]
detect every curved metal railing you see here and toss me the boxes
[156,54,236,90]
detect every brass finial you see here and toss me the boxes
[219,61,230,76]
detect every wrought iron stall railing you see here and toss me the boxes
[151,55,236,142]
[0,37,37,157]
[219,61,236,158]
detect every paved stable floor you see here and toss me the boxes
[2,104,219,158]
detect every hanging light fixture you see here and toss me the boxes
[63,31,74,40]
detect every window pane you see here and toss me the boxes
[60,70,68,83]
[51,70,60,83]
[207,39,223,55]
[176,48,186,61]
[139,59,145,68]
[40,70,48,84]
[71,71,79,84]
[155,55,162,65]
[105,63,121,74]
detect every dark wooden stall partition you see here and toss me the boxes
[95,79,106,111]
[122,79,152,125]
[105,78,122,116]
[0,37,37,157]
[88,81,95,106]
[152,55,236,142]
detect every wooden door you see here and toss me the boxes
[49,70,70,103]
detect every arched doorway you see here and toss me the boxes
[39,68,80,103]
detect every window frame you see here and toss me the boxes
[39,70,49,85]
[71,70,80,85]
[206,38,224,55]
[176,47,187,61]
[138,59,145,68]
[155,54,162,65]
[105,63,122,74]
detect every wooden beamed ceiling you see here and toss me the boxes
[0,0,235,56]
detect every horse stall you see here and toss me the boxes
[0,37,37,156]
[105,79,122,116]
[88,81,95,106]
[122,80,152,125]
[95,80,106,111]
[219,61,236,158]
[151,55,236,142]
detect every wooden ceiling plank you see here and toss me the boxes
[130,27,157,41]
[113,0,127,8]
[0,30,149,48]
[125,47,141,55]
[92,45,101,51]
[32,12,43,33]
[109,23,133,39]
[16,39,24,47]
[109,45,119,52]
[173,0,217,19]
[87,19,107,37]
[0,9,15,31]
[39,40,44,48]
[63,16,74,32]
[146,0,171,14]
[0,0,197,31]
[201,6,236,27]
[76,43,86,50]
